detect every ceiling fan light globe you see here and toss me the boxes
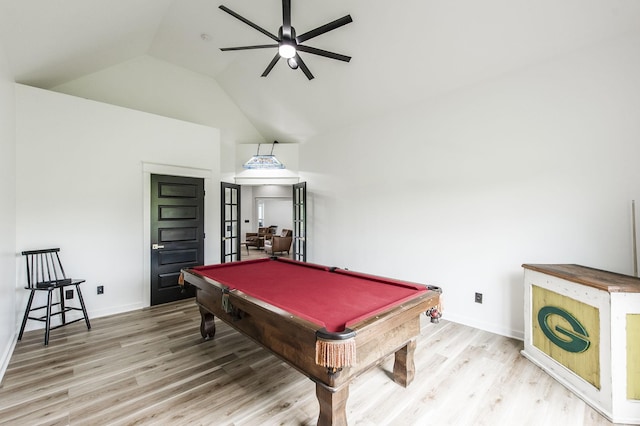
[278,43,296,59]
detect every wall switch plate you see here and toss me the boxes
[97,285,104,295]
[475,292,483,304]
[65,289,74,299]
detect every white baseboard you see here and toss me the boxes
[89,302,148,320]
[0,332,17,385]
[445,312,524,341]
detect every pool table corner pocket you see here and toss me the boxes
[315,327,357,375]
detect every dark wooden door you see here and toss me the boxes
[221,182,241,263]
[151,174,204,305]
[292,182,307,262]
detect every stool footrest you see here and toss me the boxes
[27,306,87,322]
[48,316,87,331]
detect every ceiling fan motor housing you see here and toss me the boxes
[219,0,352,80]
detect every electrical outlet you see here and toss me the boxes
[475,292,483,304]
[97,285,104,295]
[65,289,74,299]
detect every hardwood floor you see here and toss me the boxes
[241,245,292,261]
[0,298,621,425]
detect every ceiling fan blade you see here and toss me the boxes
[262,53,281,77]
[221,44,278,51]
[296,15,353,44]
[296,45,351,62]
[219,5,279,42]
[282,0,292,37]
[294,54,314,80]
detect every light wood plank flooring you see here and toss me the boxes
[0,299,621,425]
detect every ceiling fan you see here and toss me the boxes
[218,0,352,80]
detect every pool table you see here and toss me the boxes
[179,257,442,425]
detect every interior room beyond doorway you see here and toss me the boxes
[241,185,293,257]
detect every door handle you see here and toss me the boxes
[152,244,165,250]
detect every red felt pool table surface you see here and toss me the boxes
[191,258,428,332]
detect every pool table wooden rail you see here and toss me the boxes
[180,266,441,425]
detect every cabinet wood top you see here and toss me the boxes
[522,263,640,293]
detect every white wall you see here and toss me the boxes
[255,186,293,232]
[52,55,262,177]
[300,34,640,339]
[15,85,220,327]
[259,197,293,232]
[0,41,17,381]
[240,186,293,235]
[256,187,293,227]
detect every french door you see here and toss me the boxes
[220,182,241,263]
[292,182,306,262]
[219,181,306,262]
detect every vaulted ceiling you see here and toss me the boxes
[1,0,639,143]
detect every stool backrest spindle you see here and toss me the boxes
[23,248,67,288]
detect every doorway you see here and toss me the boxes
[150,174,204,305]
[234,183,306,262]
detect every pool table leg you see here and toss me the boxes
[316,383,349,426]
[198,306,216,339]
[393,339,416,387]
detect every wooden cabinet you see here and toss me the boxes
[522,264,640,424]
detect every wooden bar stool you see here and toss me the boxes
[18,248,91,345]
